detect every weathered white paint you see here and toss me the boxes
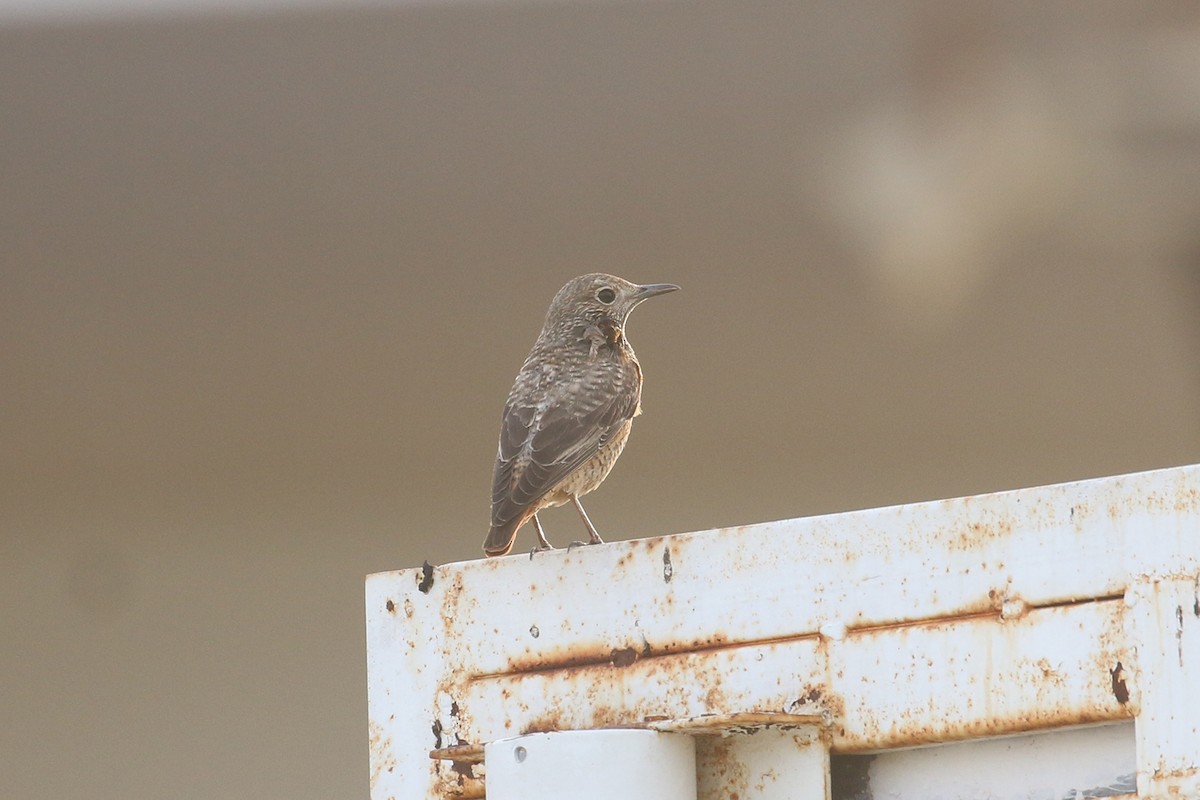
[484,730,695,800]
[829,599,1127,749]
[1126,576,1200,797]
[366,464,1200,799]
[851,722,1135,799]
[366,568,448,799]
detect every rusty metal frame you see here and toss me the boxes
[366,464,1200,798]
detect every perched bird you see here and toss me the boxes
[483,274,679,557]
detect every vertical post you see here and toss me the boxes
[1127,575,1200,798]
[484,730,696,799]
[367,566,454,800]
[696,726,829,800]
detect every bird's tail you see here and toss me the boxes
[483,519,521,557]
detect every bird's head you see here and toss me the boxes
[544,273,679,332]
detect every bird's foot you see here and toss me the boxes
[528,543,556,560]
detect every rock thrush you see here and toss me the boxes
[483,273,678,557]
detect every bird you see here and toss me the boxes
[483,273,679,557]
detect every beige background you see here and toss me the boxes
[3,2,1200,798]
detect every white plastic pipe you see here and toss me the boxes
[484,730,696,799]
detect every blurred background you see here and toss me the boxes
[3,1,1200,797]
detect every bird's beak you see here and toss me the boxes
[633,283,680,302]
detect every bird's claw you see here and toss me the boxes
[528,543,556,560]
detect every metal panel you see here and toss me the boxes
[366,464,1200,799]
[1126,576,1200,797]
[459,639,824,741]
[832,722,1136,799]
[829,599,1130,750]
[366,564,449,799]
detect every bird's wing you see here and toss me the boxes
[489,366,640,535]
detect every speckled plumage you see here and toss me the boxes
[483,273,678,557]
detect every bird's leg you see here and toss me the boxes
[530,513,555,554]
[571,495,605,546]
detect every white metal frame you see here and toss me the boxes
[366,464,1200,799]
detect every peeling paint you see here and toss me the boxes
[1109,662,1129,705]
[417,560,434,594]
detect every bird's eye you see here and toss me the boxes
[597,288,616,304]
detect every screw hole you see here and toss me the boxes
[514,745,527,763]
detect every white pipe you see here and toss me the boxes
[484,730,696,799]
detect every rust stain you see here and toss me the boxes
[704,682,728,711]
[1109,662,1130,704]
[1033,658,1063,686]
[431,718,443,749]
[1148,765,1200,782]
[518,699,595,735]
[438,780,485,800]
[699,735,749,797]
[850,607,997,636]
[474,653,832,743]
[610,646,640,667]
[495,631,736,675]
[1181,486,1200,513]
[787,684,838,723]
[418,560,435,594]
[368,720,398,792]
[834,705,1130,753]
[847,593,1122,638]
[447,758,477,782]
[969,518,1013,545]
[432,756,485,800]
[440,569,469,651]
